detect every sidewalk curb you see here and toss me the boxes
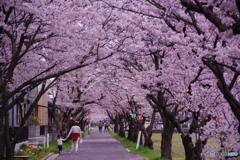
[41,152,54,160]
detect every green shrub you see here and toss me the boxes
[37,143,44,148]
[19,143,27,150]
[50,148,59,153]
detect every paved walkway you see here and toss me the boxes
[50,128,143,160]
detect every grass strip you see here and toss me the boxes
[112,134,160,160]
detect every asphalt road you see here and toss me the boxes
[55,128,144,160]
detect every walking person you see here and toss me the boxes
[98,121,103,133]
[104,122,109,133]
[65,121,82,154]
[57,135,65,154]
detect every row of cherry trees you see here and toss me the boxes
[83,1,240,159]
[0,0,117,159]
[1,0,240,160]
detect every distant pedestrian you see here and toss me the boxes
[57,135,65,154]
[65,121,82,153]
[98,121,103,133]
[104,122,109,133]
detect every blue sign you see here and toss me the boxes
[228,152,238,157]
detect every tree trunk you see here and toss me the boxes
[4,113,17,160]
[180,133,206,160]
[142,110,156,150]
[114,122,118,134]
[133,130,139,143]
[0,114,5,160]
[181,134,195,160]
[0,109,21,160]
[117,115,125,138]
[5,145,15,160]
[118,122,125,138]
[161,121,174,159]
[127,123,138,142]
[134,128,141,144]
[113,113,119,134]
[127,124,134,141]
[194,138,207,160]
[142,123,154,149]
[143,131,153,149]
[4,112,15,160]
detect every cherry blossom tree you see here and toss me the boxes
[161,0,240,130]
[51,70,106,135]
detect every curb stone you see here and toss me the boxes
[41,152,59,160]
